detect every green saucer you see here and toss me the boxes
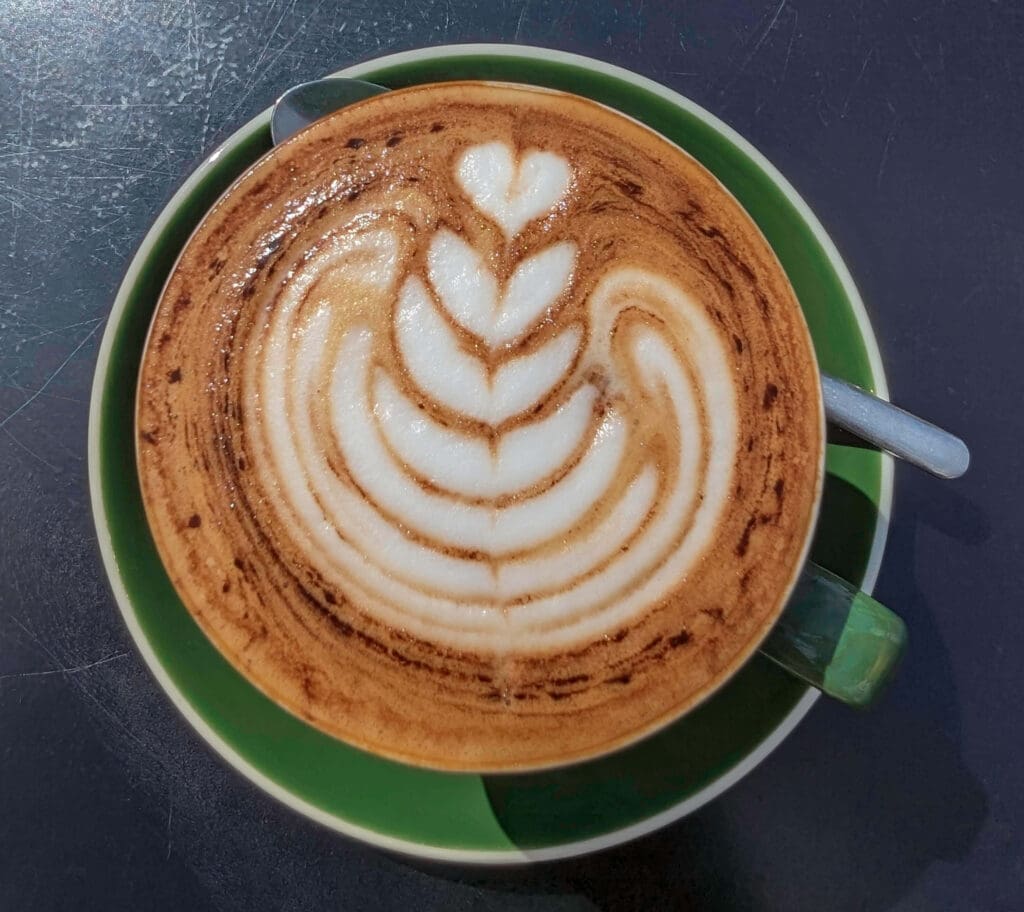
[88,45,892,863]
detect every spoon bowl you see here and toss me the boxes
[271,77,389,145]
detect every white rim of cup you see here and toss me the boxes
[88,43,894,864]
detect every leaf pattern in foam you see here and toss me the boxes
[395,275,581,426]
[373,372,599,499]
[427,229,576,349]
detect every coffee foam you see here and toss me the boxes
[137,83,823,769]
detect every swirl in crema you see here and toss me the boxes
[245,142,738,653]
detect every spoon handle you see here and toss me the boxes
[821,373,970,479]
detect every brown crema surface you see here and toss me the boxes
[136,82,823,770]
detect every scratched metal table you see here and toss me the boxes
[2,2,1021,909]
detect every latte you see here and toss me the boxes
[137,82,823,770]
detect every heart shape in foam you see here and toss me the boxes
[456,142,572,238]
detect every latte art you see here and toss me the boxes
[246,144,737,652]
[138,83,823,769]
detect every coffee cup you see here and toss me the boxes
[134,79,904,772]
[92,45,905,860]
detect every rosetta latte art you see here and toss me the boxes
[244,142,738,652]
[139,83,824,767]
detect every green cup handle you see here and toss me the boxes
[759,562,907,708]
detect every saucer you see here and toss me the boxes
[89,44,892,863]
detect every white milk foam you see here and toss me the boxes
[245,144,738,651]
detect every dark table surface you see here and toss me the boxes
[1,2,1021,909]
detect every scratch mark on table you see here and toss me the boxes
[842,45,877,118]
[0,283,44,300]
[0,308,47,334]
[15,316,103,346]
[3,386,86,407]
[166,800,174,860]
[781,8,799,83]
[9,46,41,258]
[68,103,202,109]
[9,615,46,652]
[5,179,79,213]
[0,321,103,430]
[0,190,43,222]
[2,426,60,472]
[0,651,128,682]
[907,35,937,85]
[717,0,789,97]
[877,123,897,187]
[7,616,168,771]
[188,0,200,67]
[220,0,303,130]
[235,0,297,105]
[514,0,530,41]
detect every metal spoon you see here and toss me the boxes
[271,77,388,145]
[271,78,970,479]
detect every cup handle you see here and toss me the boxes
[758,562,907,708]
